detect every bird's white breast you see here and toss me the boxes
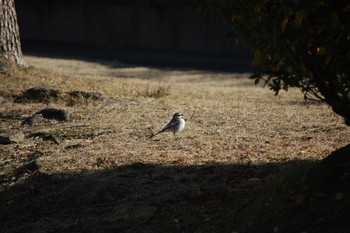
[177,118,185,132]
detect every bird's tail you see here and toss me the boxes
[149,131,161,139]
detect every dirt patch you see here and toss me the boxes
[15,86,62,103]
[68,90,104,100]
[15,86,105,104]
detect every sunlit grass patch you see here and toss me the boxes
[0,55,348,173]
[139,83,171,98]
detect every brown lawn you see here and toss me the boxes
[0,55,349,233]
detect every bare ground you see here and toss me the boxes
[0,56,350,233]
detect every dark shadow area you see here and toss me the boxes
[22,39,253,73]
[1,157,349,233]
[16,0,253,73]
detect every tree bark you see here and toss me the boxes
[0,0,26,70]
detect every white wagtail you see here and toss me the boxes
[150,112,185,139]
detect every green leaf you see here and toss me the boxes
[316,47,326,55]
[294,11,304,27]
[252,49,263,66]
[281,16,289,32]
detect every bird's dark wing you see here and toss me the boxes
[149,118,179,139]
[160,119,179,132]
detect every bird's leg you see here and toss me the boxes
[173,132,179,140]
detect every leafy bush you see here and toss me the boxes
[198,0,350,125]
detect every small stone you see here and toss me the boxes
[22,113,44,126]
[14,159,40,176]
[35,108,70,121]
[0,132,25,144]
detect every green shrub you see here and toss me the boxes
[198,0,350,125]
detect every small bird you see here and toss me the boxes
[150,112,185,139]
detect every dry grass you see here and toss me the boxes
[1,55,350,232]
[1,55,349,175]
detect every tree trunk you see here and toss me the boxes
[0,0,26,70]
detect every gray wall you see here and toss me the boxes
[16,0,251,68]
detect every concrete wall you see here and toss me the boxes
[15,0,251,68]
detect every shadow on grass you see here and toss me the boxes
[1,157,349,233]
[23,40,253,74]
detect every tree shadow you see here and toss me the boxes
[2,159,344,233]
[22,40,253,75]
